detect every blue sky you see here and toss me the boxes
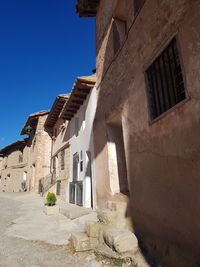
[0,0,95,147]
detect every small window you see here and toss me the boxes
[73,153,79,181]
[80,151,83,172]
[146,37,186,120]
[60,150,65,170]
[75,118,79,137]
[19,154,23,163]
[82,109,86,131]
[112,18,126,55]
[52,157,56,171]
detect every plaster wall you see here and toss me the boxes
[69,86,97,208]
[94,0,200,264]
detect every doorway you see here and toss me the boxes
[107,114,129,196]
[69,152,83,206]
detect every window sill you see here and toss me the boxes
[149,97,191,125]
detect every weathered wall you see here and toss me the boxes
[50,119,70,201]
[94,0,200,264]
[28,115,51,192]
[69,86,97,208]
[0,145,29,192]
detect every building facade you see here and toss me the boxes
[43,94,70,200]
[61,75,97,208]
[20,110,52,192]
[77,0,200,265]
[0,110,52,193]
[43,75,96,208]
[0,139,29,192]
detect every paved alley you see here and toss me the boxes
[0,193,100,267]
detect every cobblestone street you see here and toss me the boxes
[0,193,100,267]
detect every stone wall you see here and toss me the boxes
[94,0,200,265]
[51,119,70,201]
[28,115,52,192]
[0,145,29,192]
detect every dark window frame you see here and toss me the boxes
[19,153,23,163]
[145,36,188,122]
[112,17,127,56]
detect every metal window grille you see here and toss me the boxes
[61,150,65,170]
[146,37,186,120]
[73,153,79,181]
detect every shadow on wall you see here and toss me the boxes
[91,0,200,266]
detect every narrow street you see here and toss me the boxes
[0,193,100,267]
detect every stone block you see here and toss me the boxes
[103,230,138,254]
[43,204,59,215]
[86,222,100,238]
[71,232,99,252]
[97,209,117,224]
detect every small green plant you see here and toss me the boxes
[46,192,57,206]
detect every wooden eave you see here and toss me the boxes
[44,95,69,134]
[76,0,99,17]
[20,110,49,135]
[0,139,28,155]
[60,75,96,121]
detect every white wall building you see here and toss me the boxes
[61,75,97,208]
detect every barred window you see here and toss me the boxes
[146,37,186,120]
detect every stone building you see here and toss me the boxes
[77,0,200,265]
[43,94,70,200]
[0,139,29,192]
[20,110,51,192]
[0,110,52,193]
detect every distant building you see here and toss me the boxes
[0,139,29,192]
[43,94,70,200]
[77,0,200,265]
[0,110,52,193]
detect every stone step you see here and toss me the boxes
[58,201,93,219]
[103,229,138,254]
[71,232,99,252]
[97,209,133,230]
[85,222,100,238]
[107,200,128,214]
